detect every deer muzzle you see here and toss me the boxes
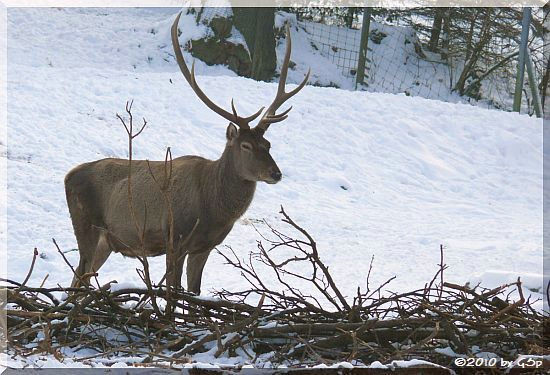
[270,171,282,182]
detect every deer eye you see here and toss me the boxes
[241,142,253,151]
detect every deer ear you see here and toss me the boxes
[226,123,238,141]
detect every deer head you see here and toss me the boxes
[171,12,310,184]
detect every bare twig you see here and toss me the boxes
[20,248,39,288]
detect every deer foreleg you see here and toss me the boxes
[186,250,211,295]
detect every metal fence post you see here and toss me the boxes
[355,7,371,90]
[513,7,531,112]
[525,52,543,118]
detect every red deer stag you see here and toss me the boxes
[64,13,310,294]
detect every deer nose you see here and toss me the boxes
[271,171,282,181]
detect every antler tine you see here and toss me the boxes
[263,106,293,124]
[171,12,263,129]
[276,24,293,98]
[230,98,264,124]
[231,99,238,119]
[255,24,310,133]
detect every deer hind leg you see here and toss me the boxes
[66,174,106,288]
[186,250,211,295]
[71,229,97,288]
[166,249,186,291]
[90,232,112,276]
[71,230,112,288]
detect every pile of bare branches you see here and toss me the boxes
[2,207,546,370]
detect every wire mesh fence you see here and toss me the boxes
[294,8,546,114]
[296,14,456,100]
[297,20,362,79]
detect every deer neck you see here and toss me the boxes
[212,147,256,221]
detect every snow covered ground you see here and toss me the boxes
[2,7,545,368]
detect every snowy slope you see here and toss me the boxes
[5,6,543,317]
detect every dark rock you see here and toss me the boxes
[190,37,251,77]
[210,17,233,40]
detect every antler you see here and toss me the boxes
[171,12,263,129]
[254,24,310,134]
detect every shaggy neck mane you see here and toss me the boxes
[209,145,256,221]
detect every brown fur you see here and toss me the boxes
[65,127,280,294]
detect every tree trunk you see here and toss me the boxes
[427,8,444,52]
[454,9,493,95]
[464,10,478,61]
[440,8,453,60]
[233,7,276,82]
[541,55,550,111]
[542,4,550,111]
[346,8,355,28]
